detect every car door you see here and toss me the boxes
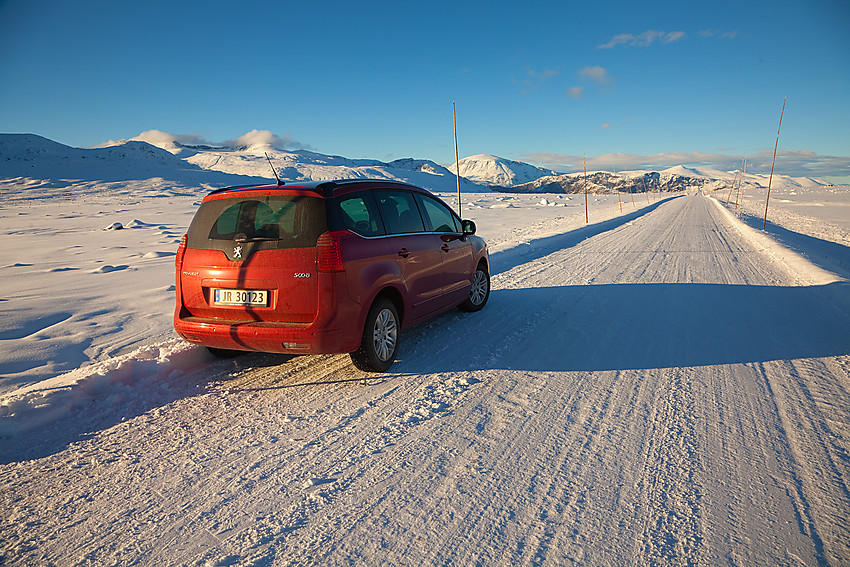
[373,190,446,320]
[416,193,475,305]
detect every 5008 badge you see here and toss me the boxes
[294,273,311,278]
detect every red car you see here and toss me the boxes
[174,179,489,372]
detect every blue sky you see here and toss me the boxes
[1,0,849,182]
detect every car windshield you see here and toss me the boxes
[187,195,327,250]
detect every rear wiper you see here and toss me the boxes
[234,236,280,243]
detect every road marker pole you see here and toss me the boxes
[763,97,786,231]
[613,166,622,214]
[584,155,588,224]
[726,168,738,205]
[734,156,744,214]
[736,158,747,217]
[453,102,462,217]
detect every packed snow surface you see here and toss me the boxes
[1,136,849,566]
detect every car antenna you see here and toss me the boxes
[265,152,284,186]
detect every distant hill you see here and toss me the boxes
[0,134,194,180]
[449,154,556,186]
[497,166,830,194]
[0,133,270,188]
[502,170,716,194]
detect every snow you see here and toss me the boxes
[662,164,707,178]
[449,153,557,186]
[1,134,849,566]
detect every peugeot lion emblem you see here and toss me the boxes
[233,245,243,259]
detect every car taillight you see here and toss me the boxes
[176,234,187,268]
[316,230,351,272]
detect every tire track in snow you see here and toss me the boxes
[756,357,850,566]
[630,367,704,566]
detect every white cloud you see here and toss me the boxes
[700,29,740,39]
[528,69,559,81]
[565,66,613,99]
[598,30,685,49]
[518,69,560,96]
[115,129,306,152]
[98,130,209,150]
[224,129,293,150]
[133,130,206,148]
[579,65,612,85]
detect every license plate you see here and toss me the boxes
[213,288,268,306]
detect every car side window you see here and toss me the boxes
[374,190,425,235]
[335,192,384,236]
[418,194,462,233]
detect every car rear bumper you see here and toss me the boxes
[174,315,361,354]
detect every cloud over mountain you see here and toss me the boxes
[223,130,296,151]
[98,130,309,154]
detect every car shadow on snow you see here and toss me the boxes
[394,280,850,373]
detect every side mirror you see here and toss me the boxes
[461,219,476,236]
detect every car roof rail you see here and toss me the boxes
[206,184,268,196]
[316,179,420,198]
[204,179,421,199]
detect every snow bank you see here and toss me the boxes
[0,339,208,438]
[710,197,841,285]
[707,184,850,282]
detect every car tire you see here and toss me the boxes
[459,264,490,312]
[350,298,399,372]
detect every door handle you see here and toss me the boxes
[397,248,410,258]
[441,244,450,253]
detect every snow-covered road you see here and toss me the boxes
[2,193,849,566]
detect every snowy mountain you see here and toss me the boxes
[444,153,828,193]
[501,167,829,194]
[0,133,214,183]
[449,154,557,186]
[503,170,716,194]
[0,132,831,195]
[93,132,484,193]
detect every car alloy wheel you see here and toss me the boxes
[459,265,490,312]
[351,298,399,372]
[372,307,398,362]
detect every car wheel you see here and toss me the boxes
[459,264,490,312]
[206,347,243,358]
[350,298,399,372]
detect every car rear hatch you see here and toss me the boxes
[179,190,327,324]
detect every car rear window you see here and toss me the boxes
[187,195,327,250]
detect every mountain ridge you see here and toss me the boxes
[0,133,832,193]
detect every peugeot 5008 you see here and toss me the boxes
[174,179,489,372]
